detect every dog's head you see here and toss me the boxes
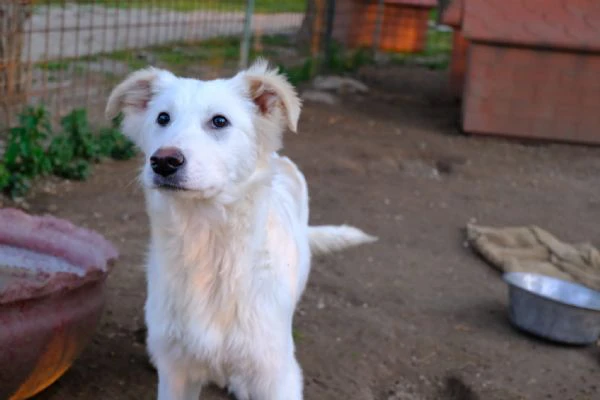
[106,59,301,201]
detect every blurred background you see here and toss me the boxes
[0,0,452,126]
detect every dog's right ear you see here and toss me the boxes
[105,67,175,120]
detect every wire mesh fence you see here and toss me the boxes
[0,0,452,129]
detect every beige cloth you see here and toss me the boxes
[466,224,600,291]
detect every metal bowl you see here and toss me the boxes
[503,272,600,345]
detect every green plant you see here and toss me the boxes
[45,0,306,13]
[46,135,91,180]
[97,114,136,160]
[325,44,374,74]
[0,163,10,192]
[1,106,136,198]
[3,106,53,196]
[37,60,70,71]
[278,58,315,86]
[59,108,100,161]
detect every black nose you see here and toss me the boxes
[150,147,185,177]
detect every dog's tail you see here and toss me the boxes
[308,225,377,256]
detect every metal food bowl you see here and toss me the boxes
[503,272,600,345]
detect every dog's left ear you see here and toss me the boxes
[241,59,301,133]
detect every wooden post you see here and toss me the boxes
[310,0,325,76]
[0,1,30,100]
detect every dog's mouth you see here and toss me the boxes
[150,175,224,199]
[152,175,190,192]
[154,182,189,191]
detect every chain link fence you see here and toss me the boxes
[0,0,452,128]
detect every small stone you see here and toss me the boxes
[300,90,337,105]
[317,298,325,309]
[312,75,369,93]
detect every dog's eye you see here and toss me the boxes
[212,115,229,129]
[156,112,171,126]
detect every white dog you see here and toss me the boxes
[106,60,376,400]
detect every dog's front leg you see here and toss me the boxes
[251,355,303,400]
[156,366,203,400]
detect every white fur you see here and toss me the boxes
[106,60,376,400]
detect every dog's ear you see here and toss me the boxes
[241,59,301,133]
[105,67,175,120]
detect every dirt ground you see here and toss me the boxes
[15,64,600,399]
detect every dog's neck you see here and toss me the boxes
[146,163,273,279]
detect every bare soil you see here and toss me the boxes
[15,64,600,400]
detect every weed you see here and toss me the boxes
[259,34,293,47]
[278,58,314,86]
[0,107,136,198]
[325,43,374,74]
[37,60,70,71]
[390,28,451,70]
[106,50,148,70]
[0,164,9,192]
[97,114,136,160]
[4,106,53,178]
[45,0,306,13]
[47,135,92,180]
[60,109,101,161]
[292,329,304,342]
[2,106,53,196]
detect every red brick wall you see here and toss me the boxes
[462,43,600,144]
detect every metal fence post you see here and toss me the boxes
[324,0,336,70]
[239,0,256,69]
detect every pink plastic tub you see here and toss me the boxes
[0,208,118,399]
